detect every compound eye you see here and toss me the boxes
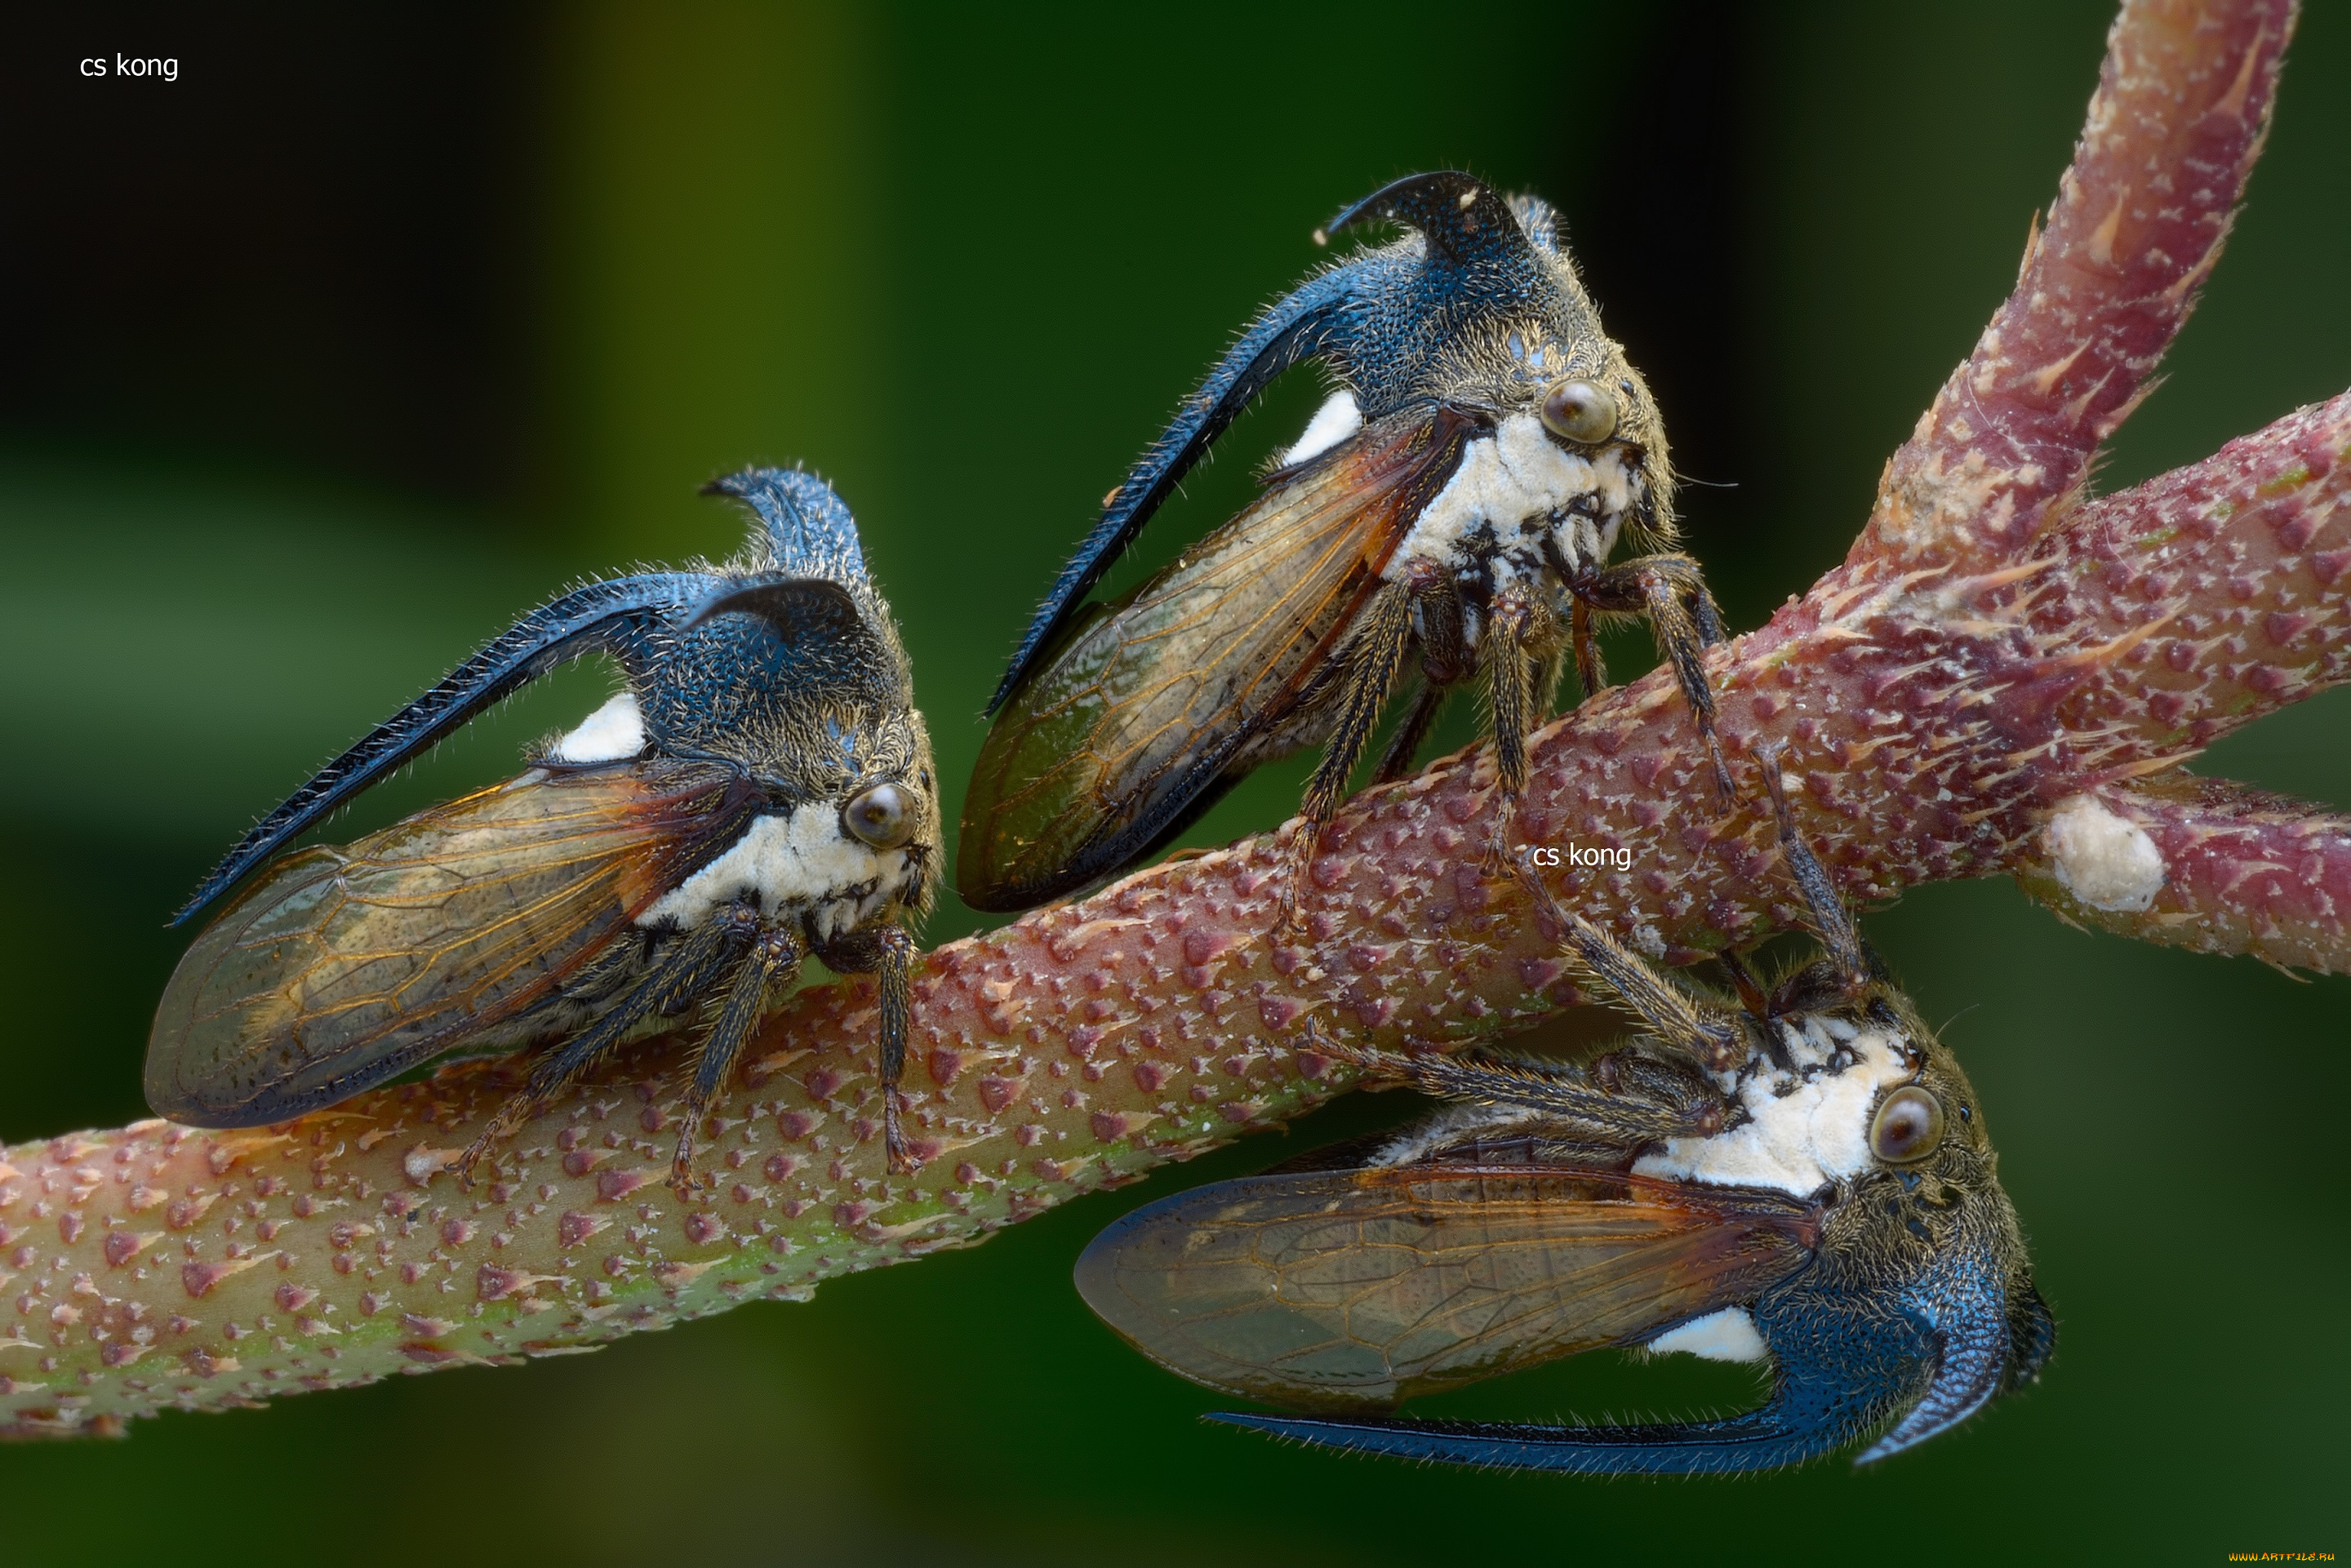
[842,782,916,850]
[1869,1085,1946,1164]
[1541,380,1619,444]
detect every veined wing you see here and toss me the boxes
[147,762,762,1126]
[1075,1163,1820,1410]
[959,406,1473,912]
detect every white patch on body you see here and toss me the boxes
[1634,1017,1914,1198]
[1282,389,1362,467]
[1646,1307,1768,1363]
[2044,793,2166,913]
[549,691,646,764]
[638,802,911,944]
[1384,413,1632,588]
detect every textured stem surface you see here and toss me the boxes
[1858,0,2292,572]
[2015,776,2351,969]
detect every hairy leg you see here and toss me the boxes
[460,906,749,1182]
[1571,553,1733,806]
[670,922,806,1193]
[1278,582,1413,934]
[818,921,921,1171]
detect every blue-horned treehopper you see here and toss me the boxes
[144,470,940,1188]
[962,171,1731,923]
[1077,766,2050,1473]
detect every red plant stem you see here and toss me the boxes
[1858,0,2293,574]
[2015,778,2351,970]
[2038,389,2351,751]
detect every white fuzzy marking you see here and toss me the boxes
[639,802,910,942]
[2044,794,2166,913]
[1383,413,1630,584]
[1634,1019,1915,1198]
[1647,1308,1767,1363]
[549,691,646,764]
[1281,390,1362,467]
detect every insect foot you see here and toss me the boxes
[962,170,1730,918]
[1078,818,2047,1474]
[145,466,939,1188]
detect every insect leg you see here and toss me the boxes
[1371,681,1447,784]
[1715,945,1773,1019]
[1569,553,1734,807]
[1482,585,1538,873]
[460,914,742,1183]
[1568,597,1607,701]
[876,924,917,1172]
[671,922,807,1193]
[1278,582,1414,932]
[815,922,922,1172]
[1371,565,1468,783]
[1757,743,1870,990]
[1306,1025,1724,1139]
[1526,639,1564,730]
[1522,879,1746,1072]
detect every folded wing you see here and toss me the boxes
[147,762,760,1126]
[960,407,1472,911]
[1075,1162,1819,1410]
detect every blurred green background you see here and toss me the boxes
[2,2,2344,1561]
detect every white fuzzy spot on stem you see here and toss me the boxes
[2044,794,2166,913]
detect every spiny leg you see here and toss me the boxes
[1306,1024,1724,1139]
[1756,742,1869,990]
[874,923,917,1172]
[1372,566,1469,784]
[1277,582,1412,934]
[1569,596,1607,702]
[1481,585,1540,873]
[1522,877,1747,1073]
[671,922,806,1193]
[813,921,922,1173]
[460,912,744,1183]
[1571,553,1734,807]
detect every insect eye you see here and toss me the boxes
[1869,1085,1946,1164]
[1541,380,1618,444]
[842,782,916,850]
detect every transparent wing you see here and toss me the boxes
[1075,1163,1819,1410]
[959,406,1473,911]
[146,762,759,1126]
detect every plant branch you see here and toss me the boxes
[1858,0,2291,574]
[2,0,2327,1440]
